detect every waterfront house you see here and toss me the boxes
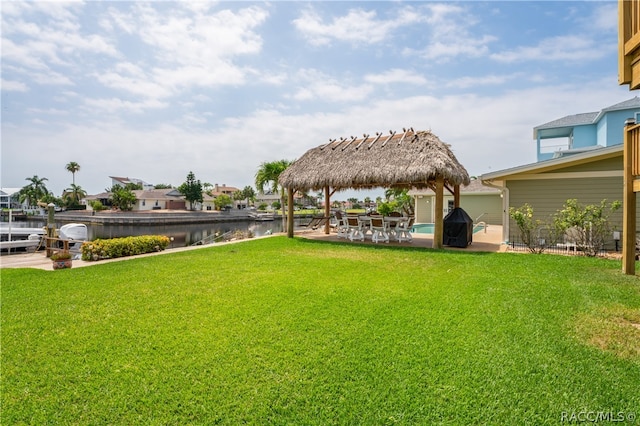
[85,188,186,211]
[482,98,640,246]
[132,189,186,211]
[0,188,23,210]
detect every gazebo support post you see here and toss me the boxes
[287,187,294,238]
[453,184,460,208]
[324,186,331,234]
[434,178,444,249]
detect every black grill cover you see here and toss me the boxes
[443,207,473,247]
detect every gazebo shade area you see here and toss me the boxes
[278,128,471,248]
[279,129,470,191]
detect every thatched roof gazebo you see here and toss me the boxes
[278,128,470,248]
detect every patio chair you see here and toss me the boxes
[304,216,328,230]
[396,217,414,242]
[334,211,349,238]
[346,216,364,241]
[358,215,374,239]
[386,211,403,238]
[370,216,389,243]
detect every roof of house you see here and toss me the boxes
[533,97,640,139]
[481,144,622,181]
[132,189,183,199]
[278,129,470,192]
[0,188,22,196]
[210,185,240,196]
[409,179,501,196]
[109,176,152,187]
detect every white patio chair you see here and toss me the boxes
[396,217,414,242]
[370,216,389,243]
[386,211,403,238]
[334,211,349,239]
[346,216,364,241]
[358,215,373,239]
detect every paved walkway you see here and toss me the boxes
[0,226,507,271]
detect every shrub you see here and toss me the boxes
[509,203,547,253]
[377,200,398,216]
[81,235,170,261]
[510,199,621,256]
[50,250,72,261]
[552,199,621,257]
[88,200,107,211]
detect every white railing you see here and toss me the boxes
[475,221,488,233]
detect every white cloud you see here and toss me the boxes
[83,97,169,114]
[1,79,28,92]
[1,1,118,90]
[95,67,174,99]
[26,107,69,115]
[293,6,423,47]
[289,69,374,102]
[131,4,267,63]
[402,3,496,62]
[90,3,269,107]
[491,35,607,63]
[364,69,427,85]
[445,74,517,90]
[581,3,617,32]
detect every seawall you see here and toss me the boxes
[54,210,265,225]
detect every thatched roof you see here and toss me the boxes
[279,129,470,191]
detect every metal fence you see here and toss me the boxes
[507,234,616,256]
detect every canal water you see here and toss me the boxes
[6,218,302,247]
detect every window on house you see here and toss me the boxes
[142,200,145,206]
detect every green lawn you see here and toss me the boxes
[2,237,639,425]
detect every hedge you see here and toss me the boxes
[81,235,170,261]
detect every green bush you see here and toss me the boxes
[80,235,170,261]
[509,203,546,253]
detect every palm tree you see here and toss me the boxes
[65,161,80,186]
[19,175,49,207]
[63,184,87,207]
[255,159,292,229]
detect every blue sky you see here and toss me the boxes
[1,1,636,200]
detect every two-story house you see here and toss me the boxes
[534,97,640,161]
[482,97,640,246]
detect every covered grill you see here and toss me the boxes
[443,207,473,248]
